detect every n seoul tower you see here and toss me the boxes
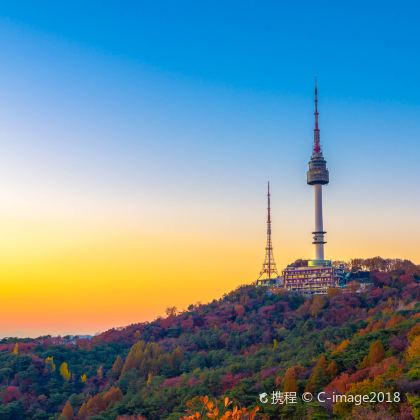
[307,82,329,264]
[283,83,339,294]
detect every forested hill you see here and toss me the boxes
[0,267,419,419]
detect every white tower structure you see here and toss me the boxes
[283,82,341,294]
[307,82,329,264]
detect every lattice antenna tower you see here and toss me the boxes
[257,182,279,280]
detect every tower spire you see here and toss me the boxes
[313,79,321,155]
[257,181,279,282]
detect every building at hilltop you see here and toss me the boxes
[256,182,282,287]
[283,83,342,294]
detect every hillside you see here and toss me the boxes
[0,265,419,419]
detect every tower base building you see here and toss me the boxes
[283,261,342,294]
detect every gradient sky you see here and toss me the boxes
[0,1,419,337]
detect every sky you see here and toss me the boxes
[0,1,419,337]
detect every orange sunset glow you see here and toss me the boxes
[0,8,419,338]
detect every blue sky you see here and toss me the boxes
[1,1,419,245]
[0,5,418,253]
[1,1,420,100]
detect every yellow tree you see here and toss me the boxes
[406,335,420,361]
[80,373,87,383]
[60,362,71,381]
[12,343,19,355]
[121,340,164,377]
[121,341,145,374]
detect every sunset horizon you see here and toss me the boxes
[1,2,419,339]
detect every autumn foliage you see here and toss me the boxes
[283,367,298,393]
[361,340,386,368]
[60,400,74,420]
[78,386,123,419]
[182,396,261,420]
[406,335,420,361]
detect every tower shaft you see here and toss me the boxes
[313,184,325,260]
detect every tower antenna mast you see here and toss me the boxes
[257,181,279,281]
